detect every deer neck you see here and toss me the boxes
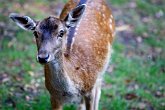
[44,50,76,95]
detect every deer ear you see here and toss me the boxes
[64,4,86,27]
[9,13,36,31]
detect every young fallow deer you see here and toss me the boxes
[9,0,115,109]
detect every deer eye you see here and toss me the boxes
[33,31,38,38]
[58,30,64,38]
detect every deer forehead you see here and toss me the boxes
[37,16,64,34]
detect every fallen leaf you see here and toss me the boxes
[154,90,164,98]
[0,73,10,83]
[136,36,143,43]
[125,93,138,100]
[155,10,164,18]
[138,102,146,109]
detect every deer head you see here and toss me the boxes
[9,4,86,64]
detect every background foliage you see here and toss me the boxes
[0,0,165,110]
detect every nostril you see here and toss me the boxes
[37,54,49,64]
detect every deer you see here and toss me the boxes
[9,0,115,110]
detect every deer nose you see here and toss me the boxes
[37,53,50,64]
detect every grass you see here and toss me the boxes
[0,0,165,110]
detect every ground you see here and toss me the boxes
[0,0,165,110]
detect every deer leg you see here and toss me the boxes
[78,98,86,110]
[93,85,101,110]
[85,81,101,110]
[85,86,101,110]
[51,97,63,110]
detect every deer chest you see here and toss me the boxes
[44,61,82,104]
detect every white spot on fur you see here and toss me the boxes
[110,24,112,30]
[94,22,97,25]
[110,15,113,18]
[84,18,89,21]
[92,30,96,34]
[74,32,77,36]
[102,14,105,18]
[109,18,112,23]
[112,32,116,38]
[97,7,100,10]
[84,39,89,43]
[75,27,79,32]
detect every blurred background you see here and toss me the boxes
[0,0,165,110]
